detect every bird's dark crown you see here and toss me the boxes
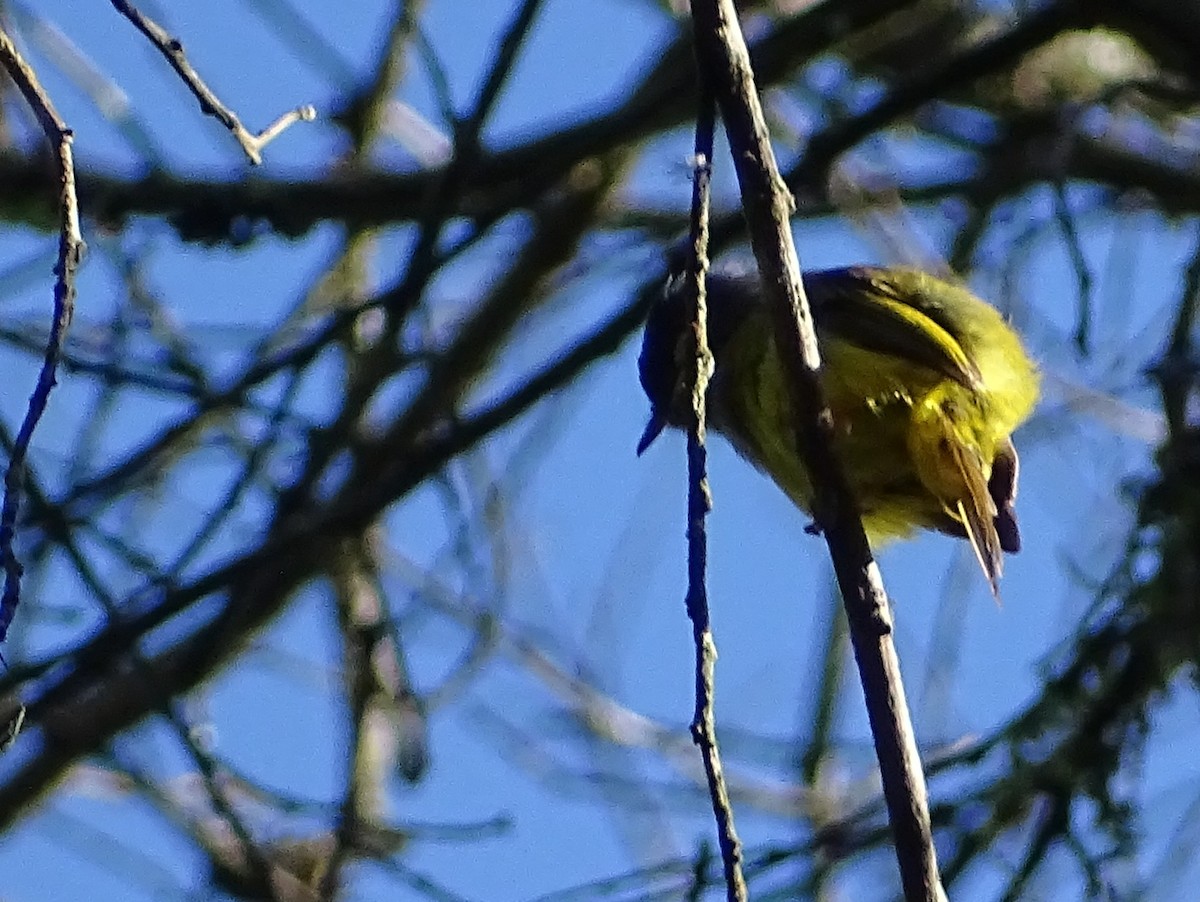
[637,271,761,420]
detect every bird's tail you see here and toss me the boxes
[909,394,1003,597]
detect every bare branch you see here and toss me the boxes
[0,25,85,644]
[688,1,943,899]
[678,74,747,899]
[109,0,315,164]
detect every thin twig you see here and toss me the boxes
[796,2,1084,189]
[688,2,943,900]
[385,0,546,323]
[681,77,747,901]
[1053,183,1093,355]
[0,26,86,644]
[109,0,316,164]
[320,533,423,900]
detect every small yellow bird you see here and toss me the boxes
[637,266,1040,594]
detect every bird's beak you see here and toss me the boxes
[636,411,667,456]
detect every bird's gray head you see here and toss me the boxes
[636,271,760,454]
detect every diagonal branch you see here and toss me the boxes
[688,1,942,899]
[0,26,86,645]
[109,0,316,164]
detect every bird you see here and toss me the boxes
[636,265,1040,595]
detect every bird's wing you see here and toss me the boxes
[987,436,1022,554]
[808,269,983,391]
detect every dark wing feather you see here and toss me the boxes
[988,437,1022,554]
[806,268,984,391]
